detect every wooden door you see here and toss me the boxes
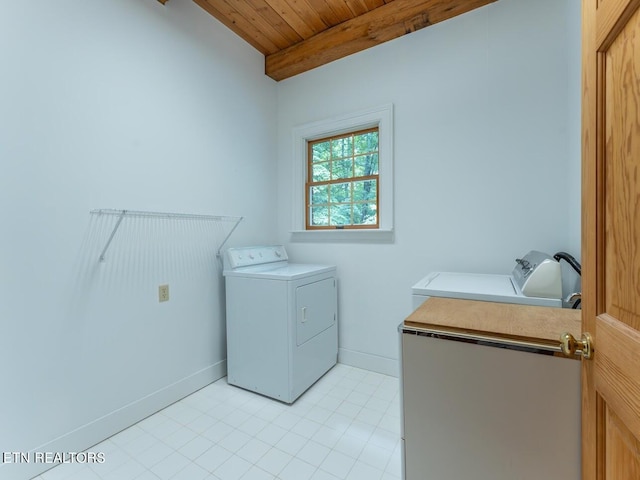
[582,0,640,478]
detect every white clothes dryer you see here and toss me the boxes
[223,245,337,403]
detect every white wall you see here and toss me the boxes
[276,0,582,375]
[0,0,276,478]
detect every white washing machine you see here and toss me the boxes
[223,245,337,403]
[411,250,563,309]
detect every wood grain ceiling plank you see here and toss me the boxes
[305,0,348,26]
[265,0,497,80]
[324,0,357,20]
[243,0,305,45]
[361,0,386,8]
[343,0,379,17]
[263,0,317,38]
[278,0,332,34]
[193,0,279,53]
[223,0,302,49]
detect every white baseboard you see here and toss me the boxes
[338,348,399,377]
[4,361,226,480]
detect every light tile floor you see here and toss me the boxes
[35,364,402,480]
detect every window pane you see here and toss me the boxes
[354,131,378,154]
[305,124,382,230]
[331,136,353,159]
[312,162,330,182]
[330,204,352,225]
[353,203,377,225]
[310,185,328,205]
[354,154,379,176]
[353,180,377,202]
[332,158,353,180]
[330,182,351,203]
[312,141,331,162]
[310,206,329,226]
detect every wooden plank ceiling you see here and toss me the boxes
[160,0,497,81]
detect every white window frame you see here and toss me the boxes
[290,104,394,241]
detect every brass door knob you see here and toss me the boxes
[559,332,593,359]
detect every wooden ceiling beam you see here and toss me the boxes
[265,0,497,81]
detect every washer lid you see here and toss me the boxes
[224,262,336,280]
[411,271,561,307]
[413,272,516,299]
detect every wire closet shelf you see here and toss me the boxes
[90,209,243,262]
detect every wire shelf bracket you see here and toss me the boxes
[90,209,243,262]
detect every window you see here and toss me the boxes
[291,104,393,240]
[306,128,379,229]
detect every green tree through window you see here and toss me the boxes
[306,128,379,229]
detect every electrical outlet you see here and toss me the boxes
[159,284,169,302]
